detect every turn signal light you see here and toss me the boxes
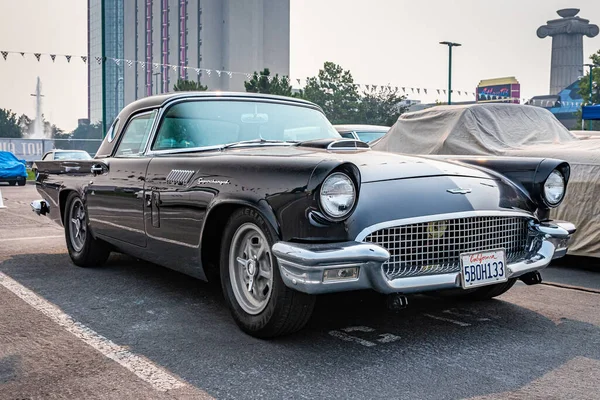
[323,267,359,282]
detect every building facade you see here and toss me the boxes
[475,77,521,104]
[88,0,290,131]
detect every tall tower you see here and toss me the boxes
[537,8,599,95]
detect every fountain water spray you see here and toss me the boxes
[30,77,46,139]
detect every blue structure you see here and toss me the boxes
[529,80,584,129]
[582,105,600,120]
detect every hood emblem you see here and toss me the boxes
[447,188,472,194]
[427,221,448,239]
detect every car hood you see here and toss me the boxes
[221,146,493,183]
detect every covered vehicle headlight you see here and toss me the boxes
[319,172,356,219]
[543,169,565,206]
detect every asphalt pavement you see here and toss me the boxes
[1,184,599,399]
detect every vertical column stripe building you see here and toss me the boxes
[88,0,290,132]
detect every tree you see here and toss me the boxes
[71,121,103,140]
[359,86,408,126]
[0,108,22,138]
[298,62,361,124]
[575,50,600,130]
[173,79,208,92]
[244,68,293,97]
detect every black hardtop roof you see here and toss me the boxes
[124,91,320,112]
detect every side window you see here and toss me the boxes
[114,111,157,157]
[339,132,355,139]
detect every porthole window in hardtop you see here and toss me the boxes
[151,100,341,151]
[106,118,120,143]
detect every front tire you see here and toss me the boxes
[17,177,26,186]
[64,192,110,268]
[220,208,316,338]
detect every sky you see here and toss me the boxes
[0,0,600,132]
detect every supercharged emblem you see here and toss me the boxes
[447,188,472,194]
[197,178,230,185]
[427,220,448,239]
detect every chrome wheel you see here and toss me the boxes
[69,197,87,252]
[229,223,274,315]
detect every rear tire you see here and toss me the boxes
[64,192,111,268]
[220,207,316,338]
[17,178,26,186]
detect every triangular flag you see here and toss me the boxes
[226,71,232,78]
[65,55,72,63]
[437,89,440,94]
[365,85,370,91]
[205,69,211,76]
[411,88,414,93]
[171,65,178,71]
[1,51,7,60]
[95,56,102,64]
[153,63,159,70]
[20,52,25,57]
[457,90,461,95]
[195,68,201,75]
[34,53,41,61]
[443,89,446,95]
[50,54,56,62]
[113,58,120,65]
[424,88,428,94]
[216,70,222,77]
[402,87,406,92]
[140,62,146,70]
[126,60,133,67]
[245,73,252,80]
[81,56,87,63]
[417,88,420,94]
[372,85,377,90]
[296,78,301,85]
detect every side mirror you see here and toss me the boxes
[91,162,109,175]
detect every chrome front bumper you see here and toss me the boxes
[272,220,576,295]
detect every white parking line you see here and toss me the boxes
[0,271,187,392]
[0,235,63,242]
[424,314,472,327]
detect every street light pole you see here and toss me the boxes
[439,41,462,105]
[584,63,596,130]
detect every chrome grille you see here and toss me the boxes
[363,216,531,280]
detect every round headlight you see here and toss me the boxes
[319,172,356,219]
[543,170,565,206]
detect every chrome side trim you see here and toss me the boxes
[166,169,195,185]
[354,210,535,241]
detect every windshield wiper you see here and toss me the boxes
[219,138,299,150]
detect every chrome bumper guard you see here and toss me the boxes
[272,220,576,295]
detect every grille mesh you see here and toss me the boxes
[363,216,531,280]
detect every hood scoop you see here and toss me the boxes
[299,138,370,151]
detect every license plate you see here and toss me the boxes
[460,249,507,289]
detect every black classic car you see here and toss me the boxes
[31,92,575,338]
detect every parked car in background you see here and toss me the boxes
[0,150,27,186]
[41,150,92,161]
[32,93,575,338]
[373,103,600,258]
[334,124,389,143]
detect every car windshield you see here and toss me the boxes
[152,100,341,151]
[356,131,387,142]
[53,152,92,160]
